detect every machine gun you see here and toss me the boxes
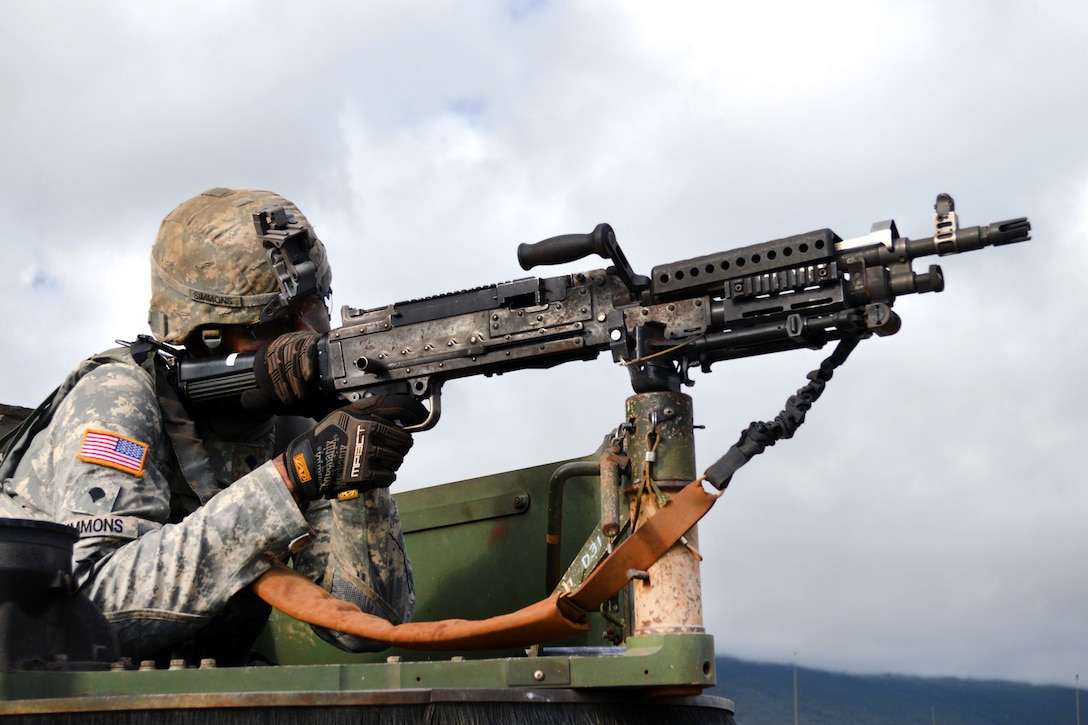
[170,194,1030,433]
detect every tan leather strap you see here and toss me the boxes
[252,570,589,651]
[563,478,718,616]
[252,479,719,650]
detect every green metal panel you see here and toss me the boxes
[254,454,620,665]
[0,633,717,703]
[400,490,530,533]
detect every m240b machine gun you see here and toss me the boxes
[173,193,1030,432]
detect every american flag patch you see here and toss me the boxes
[77,430,148,476]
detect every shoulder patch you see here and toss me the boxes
[77,429,148,476]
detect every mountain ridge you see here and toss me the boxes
[706,655,1080,724]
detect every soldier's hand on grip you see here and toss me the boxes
[279,395,428,501]
[244,332,325,415]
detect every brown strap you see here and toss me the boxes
[252,479,719,650]
[252,568,589,651]
[563,478,718,615]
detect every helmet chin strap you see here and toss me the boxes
[252,205,327,324]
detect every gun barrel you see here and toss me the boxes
[983,217,1032,246]
[907,217,1031,258]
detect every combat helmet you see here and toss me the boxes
[149,187,332,345]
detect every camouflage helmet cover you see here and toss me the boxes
[149,187,332,344]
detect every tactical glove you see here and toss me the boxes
[280,395,428,501]
[239,331,325,416]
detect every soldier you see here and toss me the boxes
[0,188,422,665]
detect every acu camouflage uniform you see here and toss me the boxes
[0,189,414,663]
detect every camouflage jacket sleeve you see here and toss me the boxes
[6,361,310,657]
[291,490,415,652]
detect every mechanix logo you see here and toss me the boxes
[350,424,367,480]
[292,452,312,483]
[190,289,243,307]
[322,439,340,485]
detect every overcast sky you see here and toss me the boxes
[1,0,1084,688]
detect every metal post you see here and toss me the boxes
[624,390,704,635]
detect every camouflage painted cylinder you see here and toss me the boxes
[624,391,704,635]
